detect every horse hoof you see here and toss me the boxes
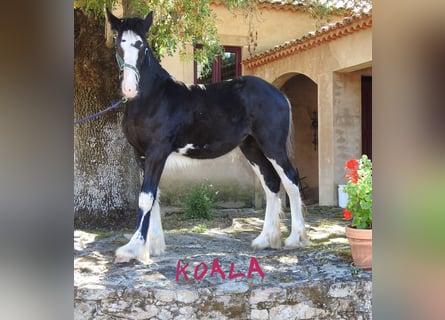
[149,243,165,256]
[284,233,310,249]
[251,233,269,249]
[114,246,136,263]
[149,234,166,256]
[269,234,282,249]
[252,230,282,250]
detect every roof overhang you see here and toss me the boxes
[243,12,372,69]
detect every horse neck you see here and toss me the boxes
[139,52,170,98]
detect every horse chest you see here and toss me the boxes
[122,111,170,149]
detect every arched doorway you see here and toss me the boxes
[274,73,319,204]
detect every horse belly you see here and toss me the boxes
[164,142,236,169]
[173,137,240,160]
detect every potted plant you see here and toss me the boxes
[342,154,372,270]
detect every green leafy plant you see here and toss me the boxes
[342,154,372,229]
[191,223,208,233]
[184,184,216,219]
[304,0,372,30]
[350,264,363,276]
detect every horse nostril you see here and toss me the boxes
[122,85,137,99]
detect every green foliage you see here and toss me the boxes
[191,223,208,233]
[75,0,257,64]
[74,0,116,17]
[350,264,363,276]
[183,184,217,219]
[145,0,223,61]
[304,0,372,29]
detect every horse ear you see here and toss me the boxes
[143,11,153,33]
[106,8,121,31]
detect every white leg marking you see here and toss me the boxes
[250,164,282,249]
[149,191,165,256]
[139,192,154,213]
[115,191,154,263]
[115,230,149,263]
[268,158,310,248]
[177,143,195,155]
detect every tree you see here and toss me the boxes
[74,8,141,228]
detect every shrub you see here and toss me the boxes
[183,184,216,219]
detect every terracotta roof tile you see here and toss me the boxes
[243,11,372,68]
[257,0,372,13]
[212,0,306,12]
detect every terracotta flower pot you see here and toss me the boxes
[345,225,372,270]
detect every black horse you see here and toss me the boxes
[106,9,309,263]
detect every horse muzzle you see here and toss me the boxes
[121,70,139,99]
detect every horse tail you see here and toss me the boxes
[285,96,294,158]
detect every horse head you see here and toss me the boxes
[107,9,153,99]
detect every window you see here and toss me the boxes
[194,46,241,84]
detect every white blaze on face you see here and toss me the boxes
[120,30,143,99]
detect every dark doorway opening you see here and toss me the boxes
[361,76,372,159]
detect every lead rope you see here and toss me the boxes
[73,97,127,125]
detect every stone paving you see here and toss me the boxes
[74,205,372,319]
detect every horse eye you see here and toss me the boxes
[133,40,143,50]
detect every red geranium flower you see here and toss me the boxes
[345,158,359,183]
[343,208,352,220]
[345,159,359,170]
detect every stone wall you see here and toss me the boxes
[75,278,371,319]
[333,67,372,188]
